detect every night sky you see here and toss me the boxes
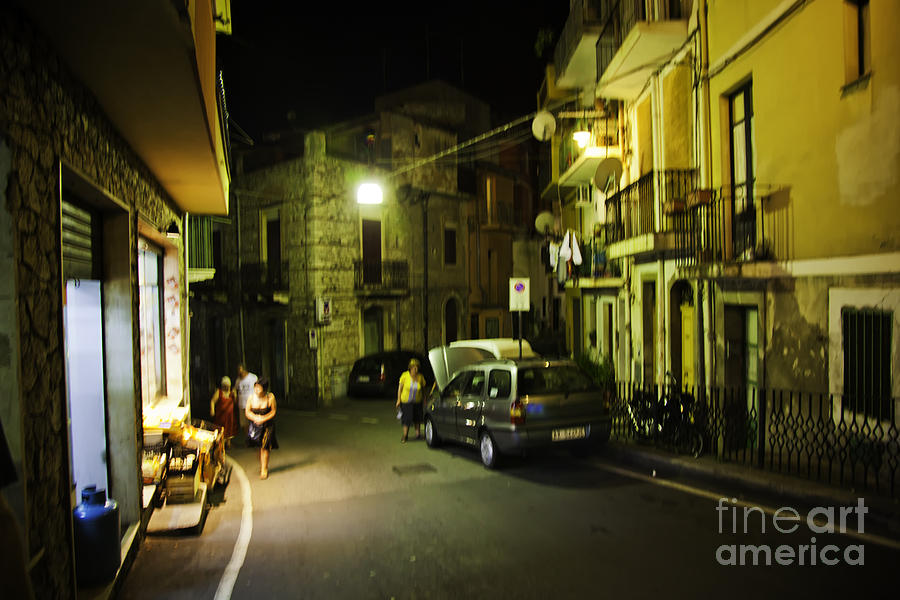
[218,2,570,140]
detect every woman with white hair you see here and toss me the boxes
[210,375,238,444]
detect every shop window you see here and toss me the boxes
[139,239,166,406]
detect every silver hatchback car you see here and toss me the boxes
[423,347,612,468]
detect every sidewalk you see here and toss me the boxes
[604,440,900,539]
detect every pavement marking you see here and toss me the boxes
[361,417,379,424]
[214,455,253,600]
[594,460,900,551]
[296,411,318,417]
[328,413,350,420]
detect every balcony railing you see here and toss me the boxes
[553,0,604,84]
[673,185,776,267]
[604,169,695,243]
[188,216,215,270]
[241,261,289,293]
[597,0,646,79]
[353,260,409,294]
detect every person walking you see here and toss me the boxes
[396,358,427,443]
[234,363,258,436]
[245,377,278,479]
[210,376,238,445]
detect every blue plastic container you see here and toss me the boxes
[73,487,120,585]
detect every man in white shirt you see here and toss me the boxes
[234,363,258,434]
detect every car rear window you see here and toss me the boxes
[516,365,595,395]
[355,357,383,372]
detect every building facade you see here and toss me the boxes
[0,1,230,597]
[543,0,898,421]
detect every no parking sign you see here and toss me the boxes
[509,277,530,311]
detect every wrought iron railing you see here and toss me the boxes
[672,186,774,267]
[607,382,900,498]
[188,215,215,270]
[241,261,289,292]
[604,169,695,243]
[553,0,603,83]
[353,259,409,292]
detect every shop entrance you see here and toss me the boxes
[62,200,109,497]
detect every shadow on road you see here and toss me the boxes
[266,457,318,475]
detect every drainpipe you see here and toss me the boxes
[697,0,712,390]
[235,190,245,363]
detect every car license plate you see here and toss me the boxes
[552,426,586,442]
[357,375,370,383]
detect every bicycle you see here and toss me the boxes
[660,372,705,458]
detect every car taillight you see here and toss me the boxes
[510,398,525,425]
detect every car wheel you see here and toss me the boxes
[479,430,500,469]
[424,417,441,448]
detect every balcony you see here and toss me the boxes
[558,117,621,189]
[187,216,215,283]
[596,0,690,100]
[673,185,780,269]
[604,169,695,258]
[17,0,231,214]
[242,261,289,302]
[353,260,409,297]
[553,0,605,89]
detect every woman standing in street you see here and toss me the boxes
[245,377,278,479]
[396,358,427,443]
[210,376,238,445]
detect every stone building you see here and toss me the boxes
[0,1,230,597]
[190,81,548,408]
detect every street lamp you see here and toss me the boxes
[356,182,383,205]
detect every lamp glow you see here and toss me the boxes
[573,129,591,149]
[357,182,383,205]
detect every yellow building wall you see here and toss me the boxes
[707,0,900,260]
[662,63,694,169]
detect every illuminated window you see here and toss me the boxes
[138,239,165,405]
[844,0,870,84]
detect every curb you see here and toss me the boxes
[602,441,900,539]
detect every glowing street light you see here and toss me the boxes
[356,182,383,205]
[573,129,591,149]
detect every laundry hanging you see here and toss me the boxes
[571,231,582,266]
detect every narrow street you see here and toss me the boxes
[120,399,900,600]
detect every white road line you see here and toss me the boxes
[594,460,900,551]
[214,456,253,600]
[361,417,379,424]
[329,414,350,420]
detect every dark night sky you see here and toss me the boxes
[218,2,570,141]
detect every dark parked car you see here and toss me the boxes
[348,350,434,398]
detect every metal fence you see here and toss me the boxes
[607,382,900,498]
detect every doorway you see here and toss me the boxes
[363,306,384,355]
[444,298,458,343]
[642,281,657,385]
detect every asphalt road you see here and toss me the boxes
[119,398,900,599]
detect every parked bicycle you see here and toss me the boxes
[625,373,706,458]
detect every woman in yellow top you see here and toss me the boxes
[396,358,427,443]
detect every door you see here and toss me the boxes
[362,219,381,284]
[444,298,458,343]
[456,368,486,443]
[572,297,582,358]
[723,305,749,451]
[436,371,471,440]
[642,281,657,386]
[363,306,384,355]
[681,303,695,389]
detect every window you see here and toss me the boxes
[844,1,870,84]
[138,239,166,405]
[728,82,755,258]
[444,227,457,265]
[260,207,282,285]
[842,308,893,420]
[443,371,473,400]
[488,369,511,399]
[464,371,485,397]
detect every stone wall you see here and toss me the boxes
[0,6,180,598]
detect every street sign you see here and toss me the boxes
[509,277,529,311]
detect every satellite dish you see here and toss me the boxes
[531,111,556,142]
[594,157,623,194]
[534,211,555,235]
